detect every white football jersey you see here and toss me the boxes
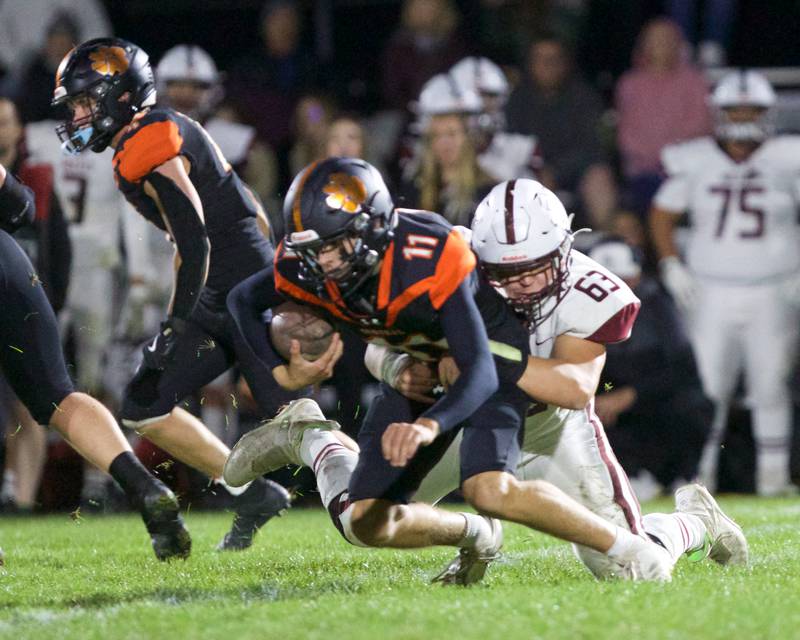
[654,135,800,283]
[478,132,538,182]
[25,120,156,278]
[204,118,256,168]
[522,251,640,452]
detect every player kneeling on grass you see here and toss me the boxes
[224,158,674,583]
[372,180,748,577]
[0,163,190,561]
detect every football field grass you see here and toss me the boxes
[0,496,798,639]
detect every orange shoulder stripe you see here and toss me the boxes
[113,120,183,183]
[429,229,476,309]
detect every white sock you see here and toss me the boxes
[753,404,792,494]
[300,429,358,508]
[642,512,706,561]
[605,526,641,562]
[458,513,492,550]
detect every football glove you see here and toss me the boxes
[142,317,187,371]
[659,256,696,313]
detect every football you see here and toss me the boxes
[269,301,335,361]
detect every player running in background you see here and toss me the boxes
[371,179,747,576]
[52,37,292,550]
[224,157,674,583]
[0,161,190,561]
[650,70,800,496]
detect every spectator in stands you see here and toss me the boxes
[326,115,365,159]
[666,0,737,67]
[13,12,79,123]
[505,33,617,231]
[226,0,320,186]
[0,0,110,85]
[380,0,467,112]
[399,112,493,226]
[615,17,711,216]
[589,238,711,497]
[288,94,335,178]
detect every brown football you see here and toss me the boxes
[269,301,334,361]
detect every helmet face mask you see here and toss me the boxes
[711,70,776,143]
[471,179,574,330]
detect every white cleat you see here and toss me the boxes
[223,399,340,487]
[432,517,503,586]
[675,483,749,566]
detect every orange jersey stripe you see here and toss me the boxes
[377,240,395,309]
[429,229,476,309]
[113,120,183,183]
[274,266,350,323]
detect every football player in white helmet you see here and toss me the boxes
[156,44,277,208]
[447,56,540,183]
[650,69,800,496]
[368,179,748,577]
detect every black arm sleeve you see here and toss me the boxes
[226,266,288,371]
[421,280,499,432]
[0,172,36,233]
[45,190,71,313]
[146,172,210,321]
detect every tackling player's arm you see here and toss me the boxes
[0,164,36,232]
[515,334,606,409]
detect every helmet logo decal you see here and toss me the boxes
[324,172,367,214]
[90,46,129,76]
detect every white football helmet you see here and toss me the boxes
[415,73,482,126]
[711,70,776,142]
[471,179,574,328]
[449,57,509,133]
[156,44,223,119]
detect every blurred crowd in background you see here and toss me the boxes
[0,0,798,514]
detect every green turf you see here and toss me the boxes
[0,497,798,639]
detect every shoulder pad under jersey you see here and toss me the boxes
[554,251,641,344]
[113,108,183,183]
[660,136,716,178]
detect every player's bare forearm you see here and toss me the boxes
[516,335,606,410]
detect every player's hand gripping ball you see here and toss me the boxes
[269,302,335,361]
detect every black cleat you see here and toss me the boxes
[140,486,192,561]
[216,478,291,551]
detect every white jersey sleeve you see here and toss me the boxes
[478,132,538,182]
[530,251,641,358]
[204,118,256,167]
[653,137,716,213]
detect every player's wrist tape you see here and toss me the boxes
[381,352,413,388]
[0,172,35,232]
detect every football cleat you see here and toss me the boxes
[223,399,340,487]
[432,517,503,586]
[675,483,749,566]
[216,478,291,551]
[140,485,191,561]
